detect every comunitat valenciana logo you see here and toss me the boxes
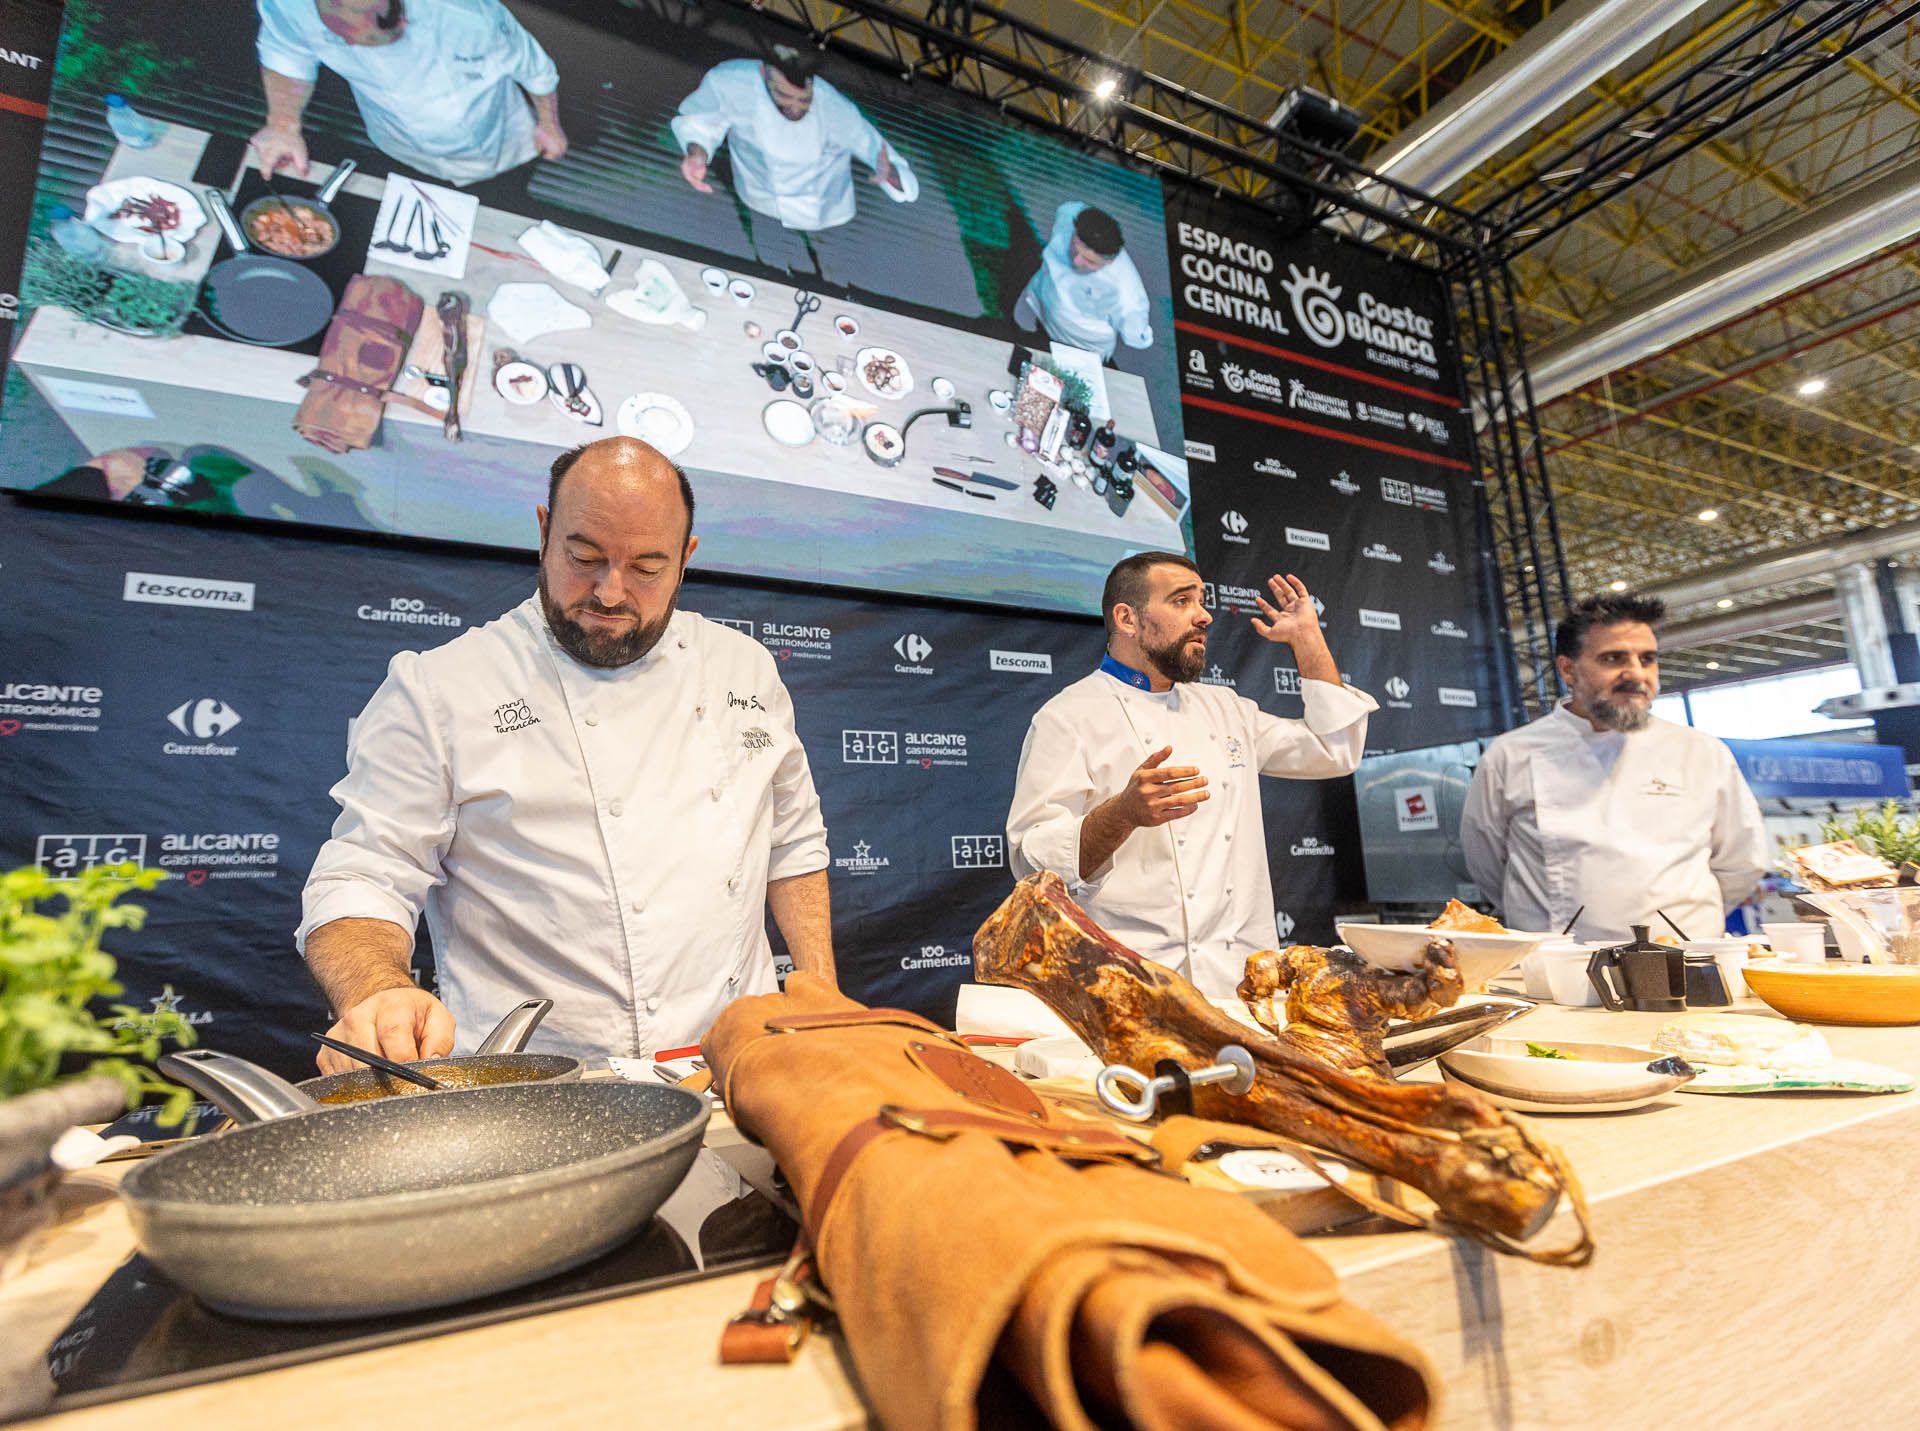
[1280,265,1439,364]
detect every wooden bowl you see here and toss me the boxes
[1740,958,1920,1026]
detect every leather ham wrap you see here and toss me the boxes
[702,973,1437,1431]
[973,873,1593,1264]
[293,275,423,453]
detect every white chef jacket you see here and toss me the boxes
[1459,704,1768,944]
[298,599,829,1060]
[256,0,558,185]
[1007,665,1376,996]
[669,60,919,231]
[1020,201,1154,360]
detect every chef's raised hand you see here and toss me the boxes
[1116,745,1209,828]
[680,144,714,193]
[1251,574,1323,647]
[248,124,310,180]
[318,987,455,1075]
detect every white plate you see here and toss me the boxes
[854,346,913,400]
[762,399,815,447]
[615,392,694,456]
[84,178,206,246]
[1438,1036,1695,1114]
[1338,922,1548,989]
[494,360,548,405]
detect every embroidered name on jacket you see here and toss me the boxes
[1642,776,1683,797]
[493,698,541,733]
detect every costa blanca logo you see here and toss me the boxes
[1184,439,1216,462]
[36,833,147,874]
[1384,676,1412,707]
[892,633,933,674]
[1253,458,1297,479]
[841,729,898,764]
[165,698,241,756]
[711,617,755,637]
[1438,687,1479,708]
[760,621,833,663]
[1221,509,1249,537]
[1429,552,1458,576]
[1431,620,1470,640]
[901,943,971,971]
[0,680,104,733]
[1285,527,1329,551]
[1362,542,1402,563]
[357,596,461,629]
[159,830,281,882]
[123,571,255,611]
[1290,835,1336,857]
[1220,361,1245,393]
[1330,470,1361,496]
[951,835,1005,869]
[905,730,969,768]
[1359,609,1402,631]
[991,650,1053,674]
[1275,910,1296,942]
[1274,668,1302,696]
[1282,265,1345,349]
[833,839,891,876]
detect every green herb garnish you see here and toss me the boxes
[1525,1042,1577,1060]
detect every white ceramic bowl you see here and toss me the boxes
[1337,923,1548,990]
[1438,1036,1696,1113]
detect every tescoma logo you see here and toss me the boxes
[123,571,255,611]
[841,730,899,764]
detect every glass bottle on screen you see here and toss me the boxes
[48,204,108,262]
[1068,409,1092,451]
[1089,419,1117,464]
[105,94,161,149]
[1115,442,1139,480]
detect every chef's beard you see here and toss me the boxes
[1143,627,1208,685]
[538,568,676,669]
[1588,684,1653,732]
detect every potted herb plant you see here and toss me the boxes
[0,862,194,1279]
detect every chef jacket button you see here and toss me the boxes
[609,799,624,817]
[727,875,740,893]
[1224,832,1232,842]
[710,785,722,801]
[646,996,661,1013]
[677,637,688,649]
[631,897,646,913]
[727,972,741,988]
[584,713,599,727]
[695,705,705,719]
[1177,836,1187,846]
[1225,886,1234,896]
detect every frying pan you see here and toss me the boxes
[294,997,585,1108]
[124,1048,709,1321]
[239,157,358,261]
[199,187,336,347]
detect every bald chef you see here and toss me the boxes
[299,437,832,1071]
[1006,553,1376,996]
[1460,592,1768,942]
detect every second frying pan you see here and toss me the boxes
[200,187,335,347]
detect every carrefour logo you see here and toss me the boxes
[893,633,931,663]
[167,698,241,739]
[1221,510,1249,536]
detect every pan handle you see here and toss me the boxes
[161,1049,319,1125]
[475,997,554,1055]
[314,157,358,208]
[204,187,250,256]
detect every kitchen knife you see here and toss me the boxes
[932,466,1020,492]
[1381,999,1535,1073]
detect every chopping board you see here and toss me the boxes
[391,312,486,426]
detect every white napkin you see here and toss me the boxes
[605,258,707,331]
[517,220,611,294]
[952,983,1075,1039]
[486,282,591,344]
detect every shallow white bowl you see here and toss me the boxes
[1337,923,1548,990]
[1438,1036,1696,1113]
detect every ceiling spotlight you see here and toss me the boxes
[1715,598,1734,609]
[1609,580,1628,592]
[1697,508,1719,522]
[1706,660,1720,670]
[1092,77,1117,99]
[1797,377,1828,397]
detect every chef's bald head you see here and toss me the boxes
[547,438,695,546]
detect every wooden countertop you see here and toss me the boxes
[6,1002,1919,1429]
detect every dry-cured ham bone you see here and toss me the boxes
[1238,941,1463,1077]
[974,873,1590,1259]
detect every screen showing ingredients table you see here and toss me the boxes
[2,2,1191,616]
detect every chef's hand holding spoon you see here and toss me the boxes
[319,987,455,1076]
[249,124,310,180]
[1252,573,1341,684]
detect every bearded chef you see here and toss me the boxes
[671,44,918,232]
[1006,554,1377,997]
[1460,592,1767,943]
[298,437,833,1072]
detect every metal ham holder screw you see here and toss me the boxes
[1095,1045,1256,1121]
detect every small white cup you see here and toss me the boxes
[139,233,185,265]
[1539,944,1602,1007]
[1762,922,1827,964]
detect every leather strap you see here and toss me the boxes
[763,1008,959,1041]
[301,368,387,400]
[332,307,415,346]
[903,1040,1047,1121]
[719,1242,822,1364]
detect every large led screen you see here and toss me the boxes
[1,0,1188,614]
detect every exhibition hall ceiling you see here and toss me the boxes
[855,0,1920,687]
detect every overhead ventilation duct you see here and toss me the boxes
[1640,514,1920,611]
[1658,594,1842,652]
[1526,155,1920,405]
[1345,0,1715,224]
